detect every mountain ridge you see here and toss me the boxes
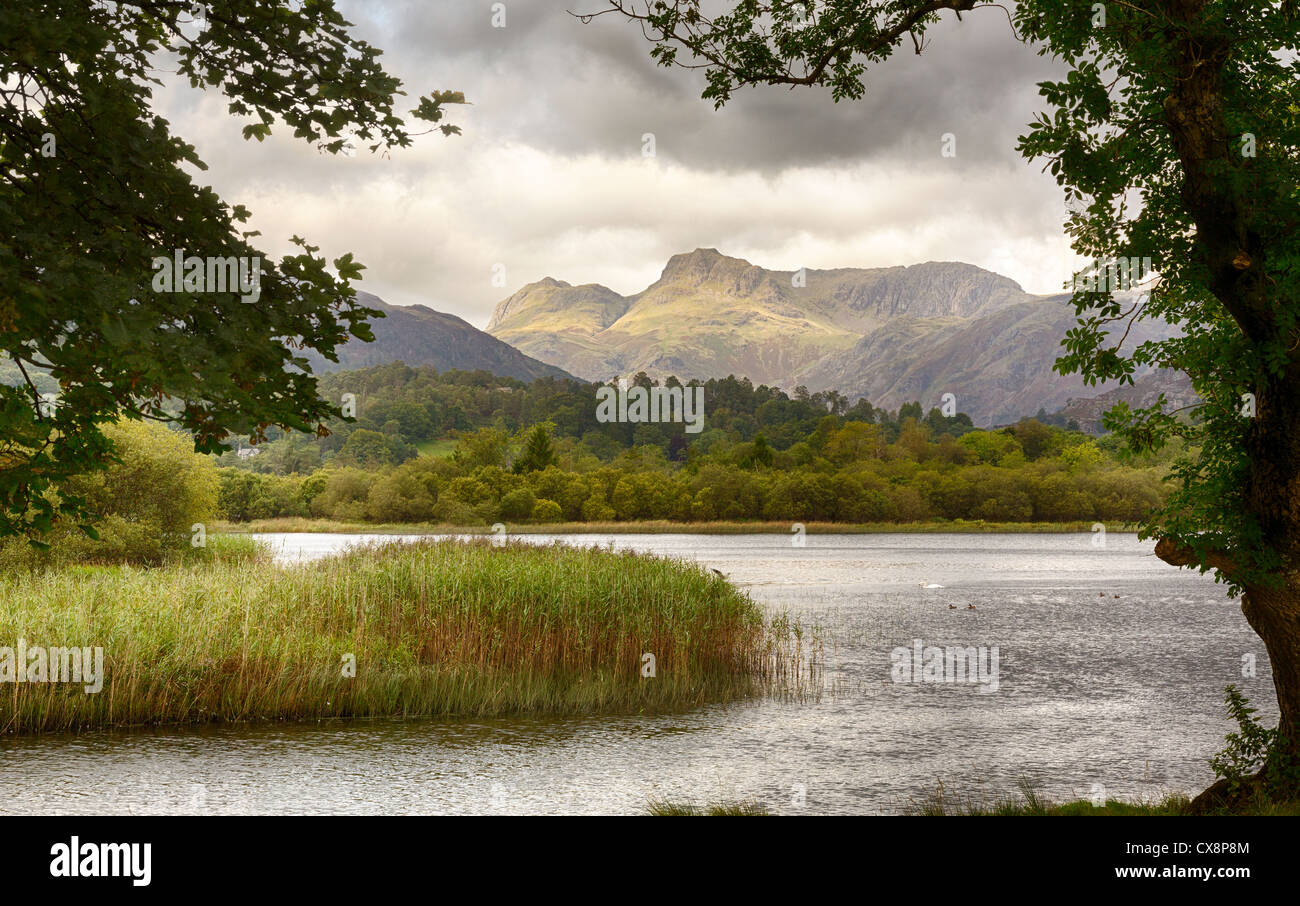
[487,249,1032,389]
[304,291,576,382]
[485,249,1179,426]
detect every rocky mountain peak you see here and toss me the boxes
[657,248,752,283]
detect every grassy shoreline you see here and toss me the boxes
[647,795,1299,816]
[0,538,816,735]
[905,780,1300,816]
[217,517,1143,536]
[648,784,1300,816]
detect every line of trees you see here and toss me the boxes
[216,401,1170,526]
[216,362,1030,475]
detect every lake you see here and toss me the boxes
[0,532,1271,815]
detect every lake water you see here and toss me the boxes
[0,532,1273,815]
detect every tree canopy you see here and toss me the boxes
[0,0,463,539]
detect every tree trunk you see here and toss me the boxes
[1230,375,1300,804]
[1187,579,1300,813]
[1152,0,1300,810]
[1181,379,1300,812]
[1241,581,1300,772]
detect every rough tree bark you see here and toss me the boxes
[1151,0,1300,809]
[1157,530,1300,810]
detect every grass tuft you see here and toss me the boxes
[646,799,770,816]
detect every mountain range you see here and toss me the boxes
[1,261,1187,430]
[485,249,1181,426]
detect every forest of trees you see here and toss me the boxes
[212,362,1168,525]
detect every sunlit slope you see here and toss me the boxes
[486,249,1031,388]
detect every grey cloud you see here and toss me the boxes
[347,0,1067,172]
[148,1,1083,327]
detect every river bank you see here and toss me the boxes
[217,517,1141,536]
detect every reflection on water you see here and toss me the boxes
[0,532,1271,815]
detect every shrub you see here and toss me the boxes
[499,488,536,521]
[582,491,616,522]
[532,499,564,523]
[1209,685,1298,796]
[309,468,375,521]
[430,495,481,526]
[0,420,218,568]
[366,468,436,522]
[218,470,260,522]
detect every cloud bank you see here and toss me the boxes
[158,1,1083,327]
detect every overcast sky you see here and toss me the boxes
[161,1,1081,328]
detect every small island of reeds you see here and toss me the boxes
[0,538,816,735]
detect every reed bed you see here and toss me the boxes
[0,538,818,734]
